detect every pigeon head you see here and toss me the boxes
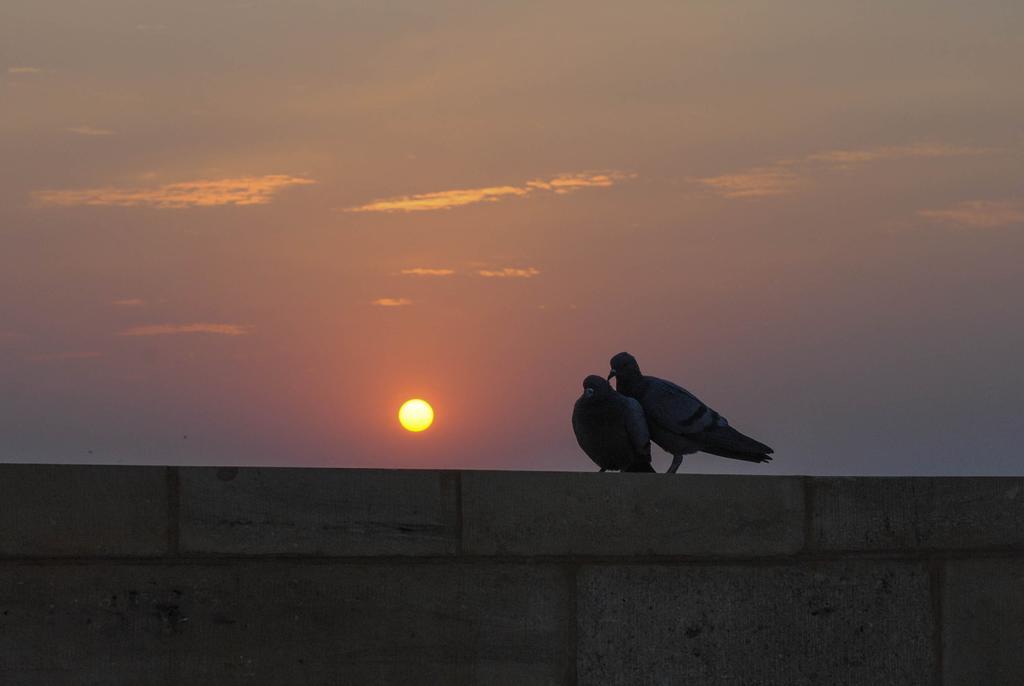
[581,374,613,400]
[608,352,641,380]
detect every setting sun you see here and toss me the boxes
[398,399,434,433]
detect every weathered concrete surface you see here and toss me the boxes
[812,477,1024,551]
[577,562,934,686]
[0,562,571,686]
[3,465,1024,685]
[944,558,1024,685]
[180,467,459,556]
[462,472,804,556]
[0,464,167,557]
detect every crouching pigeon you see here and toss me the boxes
[572,375,655,472]
[608,352,773,473]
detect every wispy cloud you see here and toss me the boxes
[695,143,994,199]
[349,185,530,213]
[112,298,145,306]
[27,351,101,362]
[807,144,991,166]
[400,268,456,276]
[393,266,542,278]
[7,66,42,74]
[524,172,623,194]
[34,175,315,209]
[65,125,115,137]
[372,298,413,307]
[345,170,632,213]
[692,166,802,198]
[119,323,248,336]
[919,200,1024,228]
[476,267,541,278]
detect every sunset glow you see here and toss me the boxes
[2,1,1022,474]
[398,400,434,433]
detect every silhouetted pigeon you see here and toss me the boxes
[572,375,655,473]
[608,352,773,473]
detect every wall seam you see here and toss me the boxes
[567,563,579,686]
[803,475,815,553]
[2,551,1023,565]
[931,557,945,686]
[455,471,464,556]
[165,466,180,556]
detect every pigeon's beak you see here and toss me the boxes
[607,370,616,381]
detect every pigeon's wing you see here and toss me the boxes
[642,376,774,465]
[571,398,588,446]
[572,399,605,469]
[642,376,725,437]
[622,396,652,462]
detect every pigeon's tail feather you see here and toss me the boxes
[701,446,773,463]
[701,425,773,463]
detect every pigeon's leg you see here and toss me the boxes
[667,455,684,473]
[598,467,607,472]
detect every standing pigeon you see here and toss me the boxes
[608,352,773,473]
[572,375,655,472]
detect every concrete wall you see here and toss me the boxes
[1,465,1022,685]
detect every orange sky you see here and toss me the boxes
[1,1,1023,473]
